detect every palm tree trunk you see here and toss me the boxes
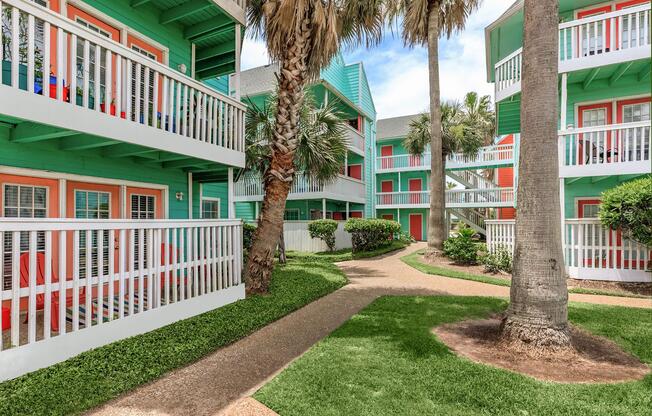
[426,10,446,254]
[244,19,311,295]
[501,0,571,350]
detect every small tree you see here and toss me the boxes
[599,176,652,247]
[308,219,339,251]
[344,218,401,252]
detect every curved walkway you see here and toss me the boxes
[88,243,651,416]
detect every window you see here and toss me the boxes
[201,198,220,219]
[310,210,332,220]
[130,45,157,125]
[2,184,47,289]
[581,204,600,218]
[74,17,111,108]
[75,190,110,279]
[284,209,300,221]
[622,101,650,161]
[131,194,155,269]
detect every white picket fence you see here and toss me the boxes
[0,218,244,381]
[486,219,651,282]
[283,221,352,252]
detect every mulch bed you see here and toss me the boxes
[434,316,650,383]
[422,255,652,297]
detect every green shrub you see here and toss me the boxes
[243,222,257,251]
[599,176,652,247]
[344,218,401,252]
[397,230,416,245]
[308,219,339,251]
[481,246,513,274]
[443,224,480,265]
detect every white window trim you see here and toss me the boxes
[573,95,651,127]
[200,197,221,219]
[1,183,49,218]
[73,188,112,219]
[574,196,603,218]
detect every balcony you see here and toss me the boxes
[0,0,245,170]
[486,218,651,283]
[376,144,515,173]
[345,125,365,156]
[558,121,651,178]
[0,218,244,381]
[495,3,651,101]
[234,172,366,204]
[375,188,515,209]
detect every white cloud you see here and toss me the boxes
[241,38,270,70]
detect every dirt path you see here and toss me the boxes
[88,243,651,416]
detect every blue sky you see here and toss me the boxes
[241,0,508,119]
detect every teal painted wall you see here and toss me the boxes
[563,175,644,218]
[0,125,190,219]
[376,208,428,241]
[199,182,229,218]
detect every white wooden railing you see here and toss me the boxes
[495,4,651,101]
[0,0,245,153]
[346,125,365,154]
[485,219,651,282]
[446,188,515,208]
[558,121,651,177]
[234,172,365,201]
[447,144,514,169]
[376,188,514,208]
[0,218,243,381]
[448,170,497,190]
[376,153,431,171]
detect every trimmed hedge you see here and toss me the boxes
[344,218,401,252]
[308,219,339,251]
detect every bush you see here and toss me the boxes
[344,218,401,252]
[397,230,416,245]
[243,222,257,251]
[443,224,481,265]
[308,219,339,251]
[599,176,652,247]
[481,246,513,274]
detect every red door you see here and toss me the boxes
[578,102,612,164]
[381,214,394,220]
[409,214,422,241]
[381,180,393,205]
[408,178,422,204]
[576,5,613,56]
[348,164,362,180]
[381,146,393,169]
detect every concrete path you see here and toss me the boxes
[88,243,651,416]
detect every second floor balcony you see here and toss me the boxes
[558,121,651,178]
[234,172,366,204]
[375,143,515,173]
[495,3,651,101]
[0,0,245,169]
[375,188,515,209]
[345,125,365,156]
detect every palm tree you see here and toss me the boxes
[500,0,571,351]
[460,91,495,181]
[245,0,385,293]
[388,0,481,254]
[242,91,348,264]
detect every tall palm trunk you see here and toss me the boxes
[245,18,311,294]
[426,10,446,253]
[501,0,571,349]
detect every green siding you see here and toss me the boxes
[563,175,644,218]
[236,202,255,221]
[0,125,190,219]
[200,182,229,218]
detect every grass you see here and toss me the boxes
[255,296,652,416]
[0,257,348,416]
[401,251,651,299]
[287,240,409,263]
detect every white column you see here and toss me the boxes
[198,183,203,219]
[398,172,402,192]
[344,153,348,176]
[322,198,326,219]
[187,172,193,219]
[397,208,400,224]
[234,24,242,100]
[324,89,329,106]
[120,185,127,219]
[560,73,568,128]
[58,179,66,218]
[255,201,259,220]
[559,177,565,254]
[346,201,350,219]
[228,168,235,219]
[191,43,196,79]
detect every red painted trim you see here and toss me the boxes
[0,174,60,218]
[578,102,613,127]
[67,5,121,40]
[347,164,362,180]
[577,199,601,218]
[66,181,120,219]
[576,5,613,54]
[381,214,394,220]
[127,35,164,63]
[381,180,393,193]
[409,214,422,241]
[616,0,649,10]
[350,211,363,218]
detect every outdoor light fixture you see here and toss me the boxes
[177,63,187,74]
[176,192,184,201]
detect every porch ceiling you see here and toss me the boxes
[131,0,241,79]
[0,116,232,177]
[567,58,651,88]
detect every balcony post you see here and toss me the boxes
[234,24,242,100]
[322,198,326,219]
[188,172,193,219]
[560,73,567,128]
[346,201,350,219]
[228,168,235,219]
[560,178,565,260]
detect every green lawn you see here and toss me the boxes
[255,296,652,416]
[0,257,348,416]
[401,251,650,299]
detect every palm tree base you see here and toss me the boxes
[423,247,445,261]
[500,315,574,356]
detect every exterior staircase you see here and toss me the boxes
[448,207,490,235]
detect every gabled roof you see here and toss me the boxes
[484,0,523,82]
[377,114,422,140]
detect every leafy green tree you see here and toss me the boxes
[599,176,652,247]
